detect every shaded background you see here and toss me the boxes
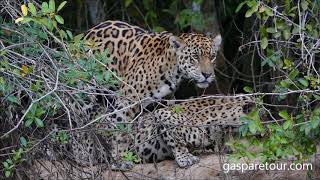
[56,0,253,98]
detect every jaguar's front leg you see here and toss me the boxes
[160,125,200,168]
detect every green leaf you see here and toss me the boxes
[3,162,9,168]
[28,66,33,73]
[59,29,67,39]
[172,105,183,114]
[276,148,283,157]
[283,58,293,69]
[245,9,255,17]
[134,157,141,163]
[127,151,133,157]
[49,0,55,12]
[73,34,84,42]
[260,37,268,49]
[28,3,37,16]
[20,137,27,147]
[35,108,45,117]
[96,74,104,82]
[306,24,312,32]
[243,86,253,93]
[116,123,126,131]
[125,0,133,7]
[53,19,58,29]
[66,30,73,39]
[248,122,257,134]
[288,69,299,79]
[304,125,311,135]
[239,125,248,136]
[7,95,20,105]
[301,0,308,11]
[279,111,290,120]
[57,1,67,12]
[16,17,33,24]
[235,1,247,13]
[104,72,110,82]
[273,31,281,38]
[280,80,291,88]
[6,159,12,165]
[247,0,257,8]
[266,27,277,33]
[313,94,320,100]
[277,21,286,30]
[25,119,33,127]
[292,26,300,34]
[5,171,11,177]
[41,2,49,14]
[283,120,292,129]
[54,15,64,24]
[35,118,44,128]
[265,7,274,16]
[252,3,259,12]
[298,78,309,87]
[283,29,291,40]
[310,116,320,128]
[46,18,53,31]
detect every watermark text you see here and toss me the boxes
[223,162,313,173]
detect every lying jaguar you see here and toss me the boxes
[106,95,256,168]
[45,95,254,170]
[82,20,222,165]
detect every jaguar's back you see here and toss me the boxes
[83,20,173,77]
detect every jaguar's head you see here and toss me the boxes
[169,33,222,88]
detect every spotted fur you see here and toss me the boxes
[132,95,255,167]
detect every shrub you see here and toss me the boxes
[228,0,320,164]
[0,1,117,178]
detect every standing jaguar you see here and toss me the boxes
[82,20,222,167]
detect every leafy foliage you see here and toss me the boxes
[171,105,184,114]
[123,151,141,163]
[0,1,118,177]
[229,0,320,164]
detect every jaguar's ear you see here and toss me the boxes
[169,36,186,49]
[211,34,222,52]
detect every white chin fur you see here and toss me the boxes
[196,82,209,88]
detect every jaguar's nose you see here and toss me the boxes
[202,72,212,79]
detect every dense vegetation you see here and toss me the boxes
[0,0,319,179]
